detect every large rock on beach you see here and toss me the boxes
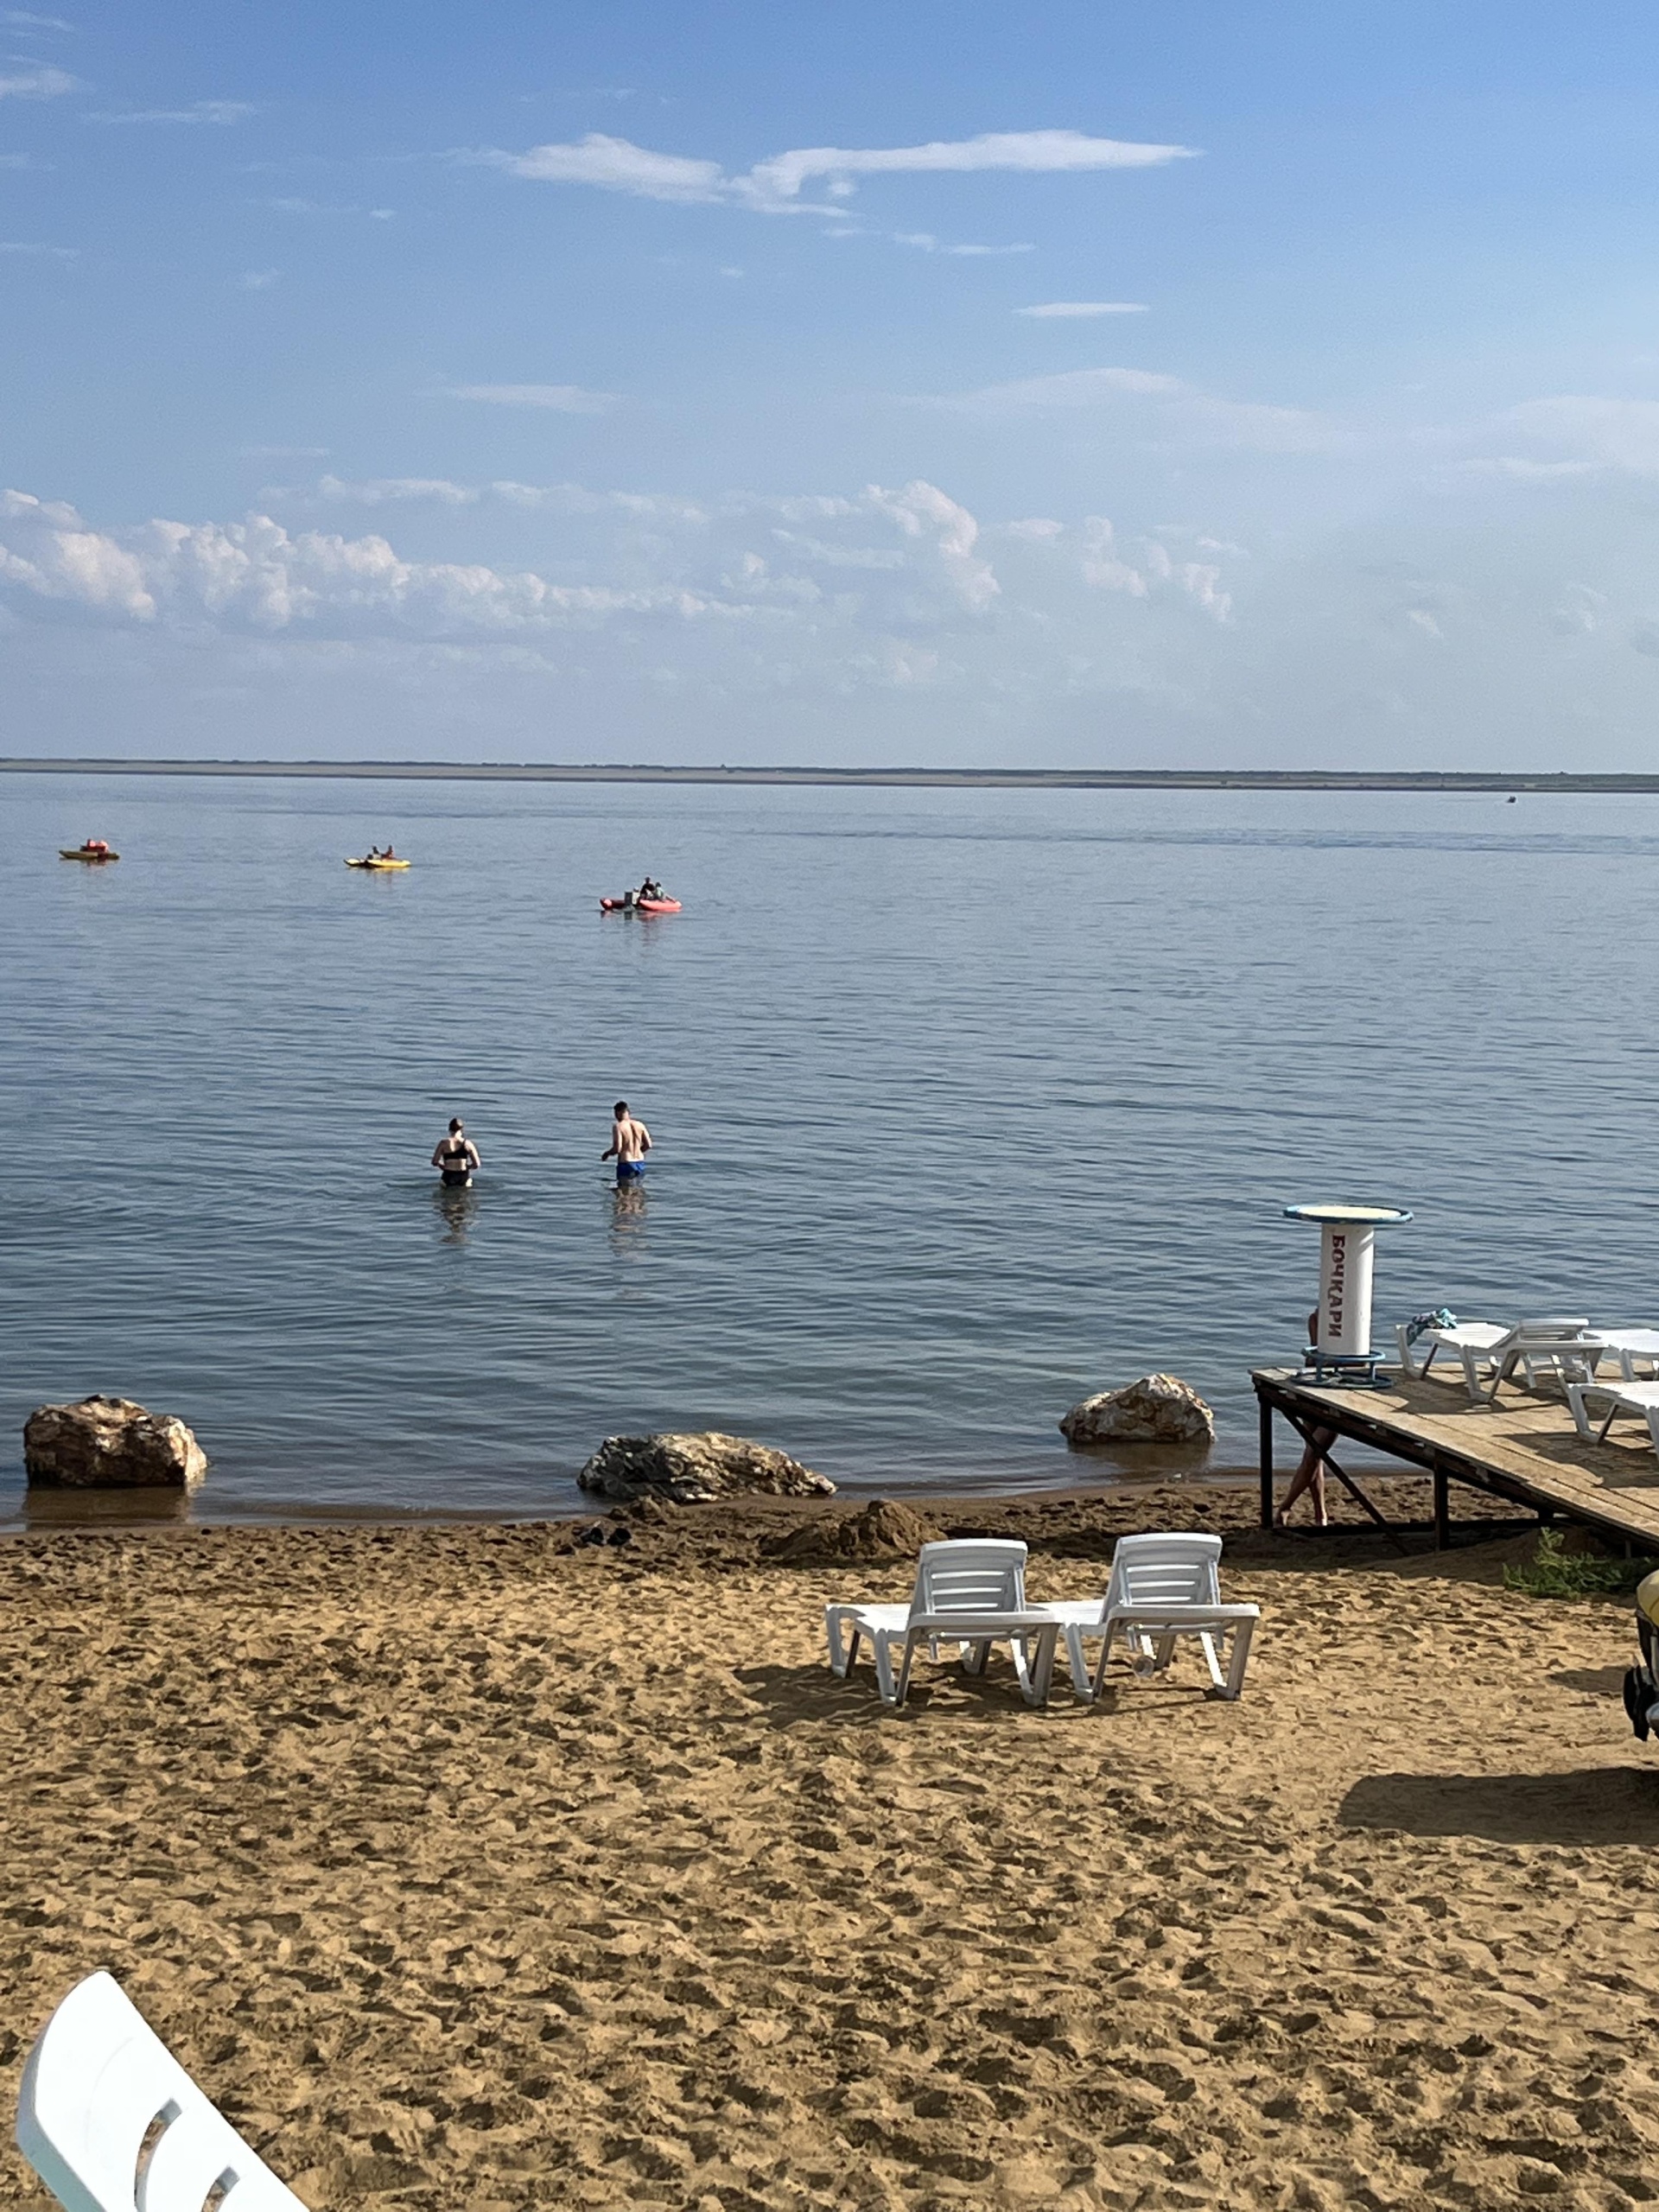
[763,1497,944,1566]
[1060,1374,1215,1449]
[23,1395,207,1489]
[577,1430,835,1506]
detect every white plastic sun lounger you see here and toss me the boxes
[1593,1329,1659,1382]
[1395,1319,1510,1383]
[1037,1533,1259,1704]
[825,1538,1060,1708]
[1567,1379,1659,1457]
[1398,1318,1603,1402]
[16,1970,308,2212]
[1480,1319,1605,1403]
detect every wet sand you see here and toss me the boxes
[0,1486,1653,2211]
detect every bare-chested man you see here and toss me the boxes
[602,1099,652,1181]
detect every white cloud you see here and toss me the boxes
[1016,300,1147,318]
[0,476,1027,645]
[1458,455,1602,482]
[864,480,998,611]
[0,487,731,637]
[442,382,617,413]
[316,474,478,505]
[236,268,277,289]
[0,473,1272,767]
[239,445,329,460]
[2,11,74,27]
[484,125,1194,219]
[931,364,1346,453]
[90,99,253,124]
[946,365,1180,405]
[0,61,73,96]
[1493,396,1659,478]
[16,445,1659,764]
[743,128,1195,203]
[0,238,74,257]
[1075,515,1146,599]
[264,196,396,218]
[493,134,725,202]
[894,232,1034,257]
[997,512,1235,621]
[296,477,711,522]
[0,491,155,615]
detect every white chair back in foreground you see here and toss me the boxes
[1041,1532,1260,1703]
[825,1538,1061,1707]
[16,1970,308,2212]
[907,1537,1027,1617]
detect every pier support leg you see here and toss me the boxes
[1433,1466,1450,1551]
[1259,1397,1275,1529]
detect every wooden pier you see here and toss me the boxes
[1253,1364,1659,1551]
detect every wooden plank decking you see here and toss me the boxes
[1252,1363,1659,1549]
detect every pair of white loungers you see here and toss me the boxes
[1396,1314,1659,1458]
[826,1533,1259,1709]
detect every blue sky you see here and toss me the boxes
[6,1,1659,764]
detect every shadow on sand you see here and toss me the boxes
[1551,1665,1627,1696]
[733,1656,1109,1727]
[730,1658,1213,1729]
[1339,1766,1659,1845]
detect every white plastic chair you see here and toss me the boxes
[824,1539,1060,1708]
[1037,1533,1260,1704]
[16,1971,308,2212]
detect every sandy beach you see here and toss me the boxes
[0,1488,1653,2211]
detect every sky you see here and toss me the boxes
[5,1,1659,766]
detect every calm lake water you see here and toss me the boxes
[1,772,1654,1528]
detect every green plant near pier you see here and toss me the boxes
[1503,1527,1656,1598]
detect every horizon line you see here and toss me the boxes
[0,756,1656,792]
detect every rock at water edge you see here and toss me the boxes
[23,1395,208,1488]
[577,1430,835,1505]
[1059,1374,1215,1448]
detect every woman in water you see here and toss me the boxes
[431,1117,481,1187]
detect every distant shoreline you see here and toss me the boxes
[2,756,1657,792]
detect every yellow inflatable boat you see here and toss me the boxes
[345,855,410,871]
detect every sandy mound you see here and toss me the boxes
[761,1497,946,1565]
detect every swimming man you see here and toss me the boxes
[602,1100,652,1181]
[431,1117,481,1188]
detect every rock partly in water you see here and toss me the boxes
[762,1497,944,1566]
[576,1430,836,1505]
[23,1395,208,1488]
[1059,1374,1216,1449]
